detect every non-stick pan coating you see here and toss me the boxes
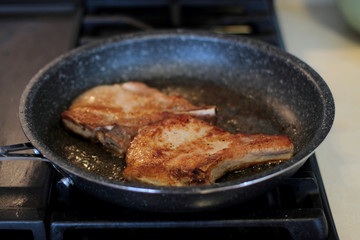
[19,30,334,212]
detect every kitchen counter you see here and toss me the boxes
[276,0,360,239]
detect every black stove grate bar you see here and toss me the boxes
[0,1,78,14]
[0,209,46,240]
[50,208,327,240]
[84,0,270,11]
[77,0,281,47]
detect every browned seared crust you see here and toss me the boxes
[123,115,294,186]
[61,82,216,155]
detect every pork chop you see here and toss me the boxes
[123,115,294,186]
[61,82,216,155]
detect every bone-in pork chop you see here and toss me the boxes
[123,115,294,186]
[61,82,216,155]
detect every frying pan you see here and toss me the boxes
[0,30,334,212]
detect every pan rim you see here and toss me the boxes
[19,29,335,195]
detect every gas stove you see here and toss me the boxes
[0,1,338,239]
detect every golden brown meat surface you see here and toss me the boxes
[123,115,294,186]
[61,82,215,155]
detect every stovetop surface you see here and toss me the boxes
[0,1,338,239]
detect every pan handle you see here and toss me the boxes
[0,142,49,161]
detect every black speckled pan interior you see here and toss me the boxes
[19,30,334,212]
